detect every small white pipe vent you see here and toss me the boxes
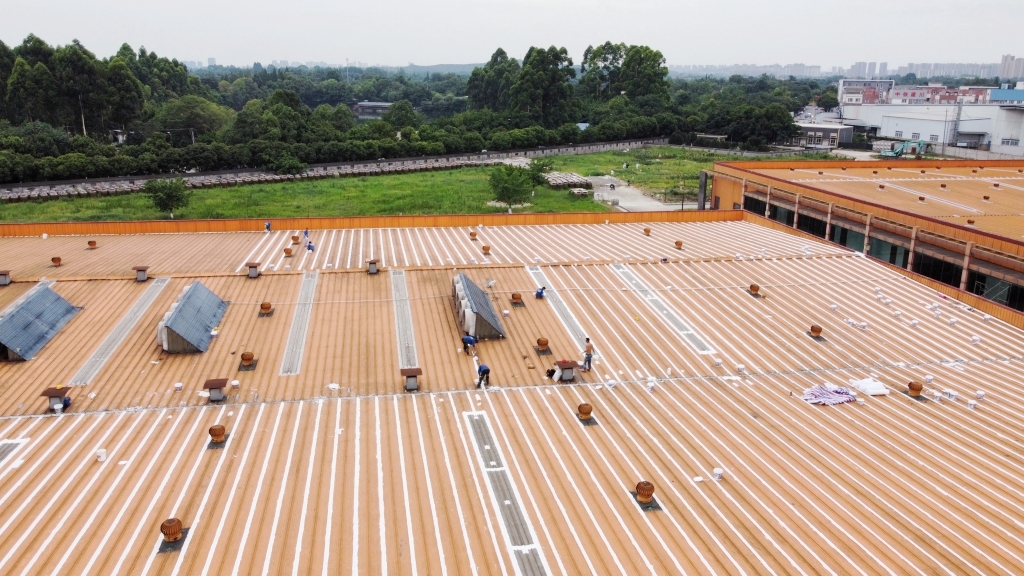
[174,382,183,392]
[712,468,724,481]
[924,375,934,384]
[736,365,746,374]
[949,318,958,325]
[884,299,892,306]
[830,304,839,311]
[944,390,958,400]
[96,449,107,462]
[977,391,986,400]
[859,322,868,330]
[894,310,902,318]
[910,319,919,327]
[933,392,942,402]
[982,314,992,322]
[970,335,981,344]
[967,400,977,410]
[713,358,722,367]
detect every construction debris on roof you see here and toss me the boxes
[0,285,80,361]
[157,281,227,353]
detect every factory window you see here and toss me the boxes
[829,225,865,253]
[895,131,903,138]
[929,134,939,142]
[1001,139,1020,146]
[912,253,962,288]
[814,133,823,145]
[911,132,920,139]
[796,214,827,238]
[967,271,1024,312]
[829,134,838,147]
[768,204,795,227]
[743,195,767,215]
[867,237,910,268]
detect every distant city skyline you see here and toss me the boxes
[2,0,1021,70]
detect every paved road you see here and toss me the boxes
[587,176,678,212]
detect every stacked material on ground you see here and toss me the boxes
[543,172,592,189]
[802,383,857,405]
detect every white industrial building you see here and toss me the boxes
[840,104,1024,156]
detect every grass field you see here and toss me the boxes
[0,146,832,223]
[0,167,607,222]
[548,146,832,197]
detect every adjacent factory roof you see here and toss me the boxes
[0,284,79,361]
[718,161,1024,246]
[0,214,1022,575]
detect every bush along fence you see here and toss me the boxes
[0,138,666,204]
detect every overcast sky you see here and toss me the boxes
[2,0,1021,68]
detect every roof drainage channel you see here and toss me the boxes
[280,271,319,376]
[527,266,589,348]
[390,270,418,369]
[464,410,547,576]
[611,263,715,354]
[70,277,170,385]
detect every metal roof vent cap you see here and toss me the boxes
[918,196,926,202]
[940,183,947,188]
[469,231,478,240]
[643,227,651,236]
[810,325,823,338]
[87,240,97,249]
[993,183,1000,188]
[635,481,655,504]
[51,257,62,267]
[983,195,990,201]
[578,403,593,421]
[209,424,226,443]
[908,381,923,397]
[482,245,491,255]
[748,284,760,295]
[675,240,683,250]
[161,518,183,543]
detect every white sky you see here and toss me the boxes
[2,0,1021,68]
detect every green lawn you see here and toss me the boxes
[0,167,607,222]
[0,146,833,223]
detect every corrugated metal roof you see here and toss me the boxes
[164,281,227,352]
[0,286,79,360]
[457,272,506,338]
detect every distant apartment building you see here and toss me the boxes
[208,58,216,67]
[867,62,877,79]
[878,62,888,77]
[838,79,895,105]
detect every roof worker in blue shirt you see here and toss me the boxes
[535,286,546,299]
[304,228,310,240]
[264,221,272,232]
[307,241,315,252]
[462,333,477,354]
[477,364,490,388]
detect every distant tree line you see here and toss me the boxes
[0,34,814,184]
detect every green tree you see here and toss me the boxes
[817,90,839,111]
[489,164,533,209]
[618,46,669,102]
[106,57,145,128]
[508,46,577,128]
[144,176,191,218]
[52,40,103,135]
[13,34,54,68]
[0,40,15,119]
[466,48,521,111]
[382,99,418,128]
[579,42,626,100]
[6,59,56,123]
[151,95,235,139]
